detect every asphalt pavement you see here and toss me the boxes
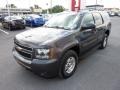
[0,17,120,90]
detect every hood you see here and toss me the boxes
[15,27,73,47]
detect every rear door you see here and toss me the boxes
[80,13,97,52]
[92,12,105,42]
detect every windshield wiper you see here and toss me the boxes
[44,25,70,30]
[51,26,70,30]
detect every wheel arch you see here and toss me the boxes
[59,44,80,60]
[105,30,110,36]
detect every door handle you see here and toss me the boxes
[84,29,92,32]
[92,29,97,34]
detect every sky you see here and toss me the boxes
[0,0,120,9]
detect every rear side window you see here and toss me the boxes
[93,13,103,26]
[100,12,110,23]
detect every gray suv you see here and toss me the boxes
[13,11,111,79]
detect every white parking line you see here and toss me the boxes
[0,29,9,35]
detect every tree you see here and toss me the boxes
[30,5,42,13]
[51,5,65,13]
[34,5,39,9]
[42,5,65,14]
[42,9,47,14]
[30,6,34,13]
[6,4,17,8]
[11,4,17,8]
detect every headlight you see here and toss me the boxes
[35,48,56,60]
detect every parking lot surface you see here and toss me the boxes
[0,17,120,90]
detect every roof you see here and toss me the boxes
[86,5,104,7]
[77,10,108,15]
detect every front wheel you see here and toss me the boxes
[59,50,78,79]
[21,25,26,29]
[99,34,109,49]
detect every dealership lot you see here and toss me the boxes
[0,17,120,90]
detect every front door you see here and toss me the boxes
[79,13,97,52]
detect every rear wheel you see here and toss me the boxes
[99,34,108,49]
[59,50,78,79]
[8,25,12,31]
[20,25,25,29]
[7,23,12,31]
[2,23,5,28]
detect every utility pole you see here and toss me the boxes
[96,0,98,5]
[6,0,10,16]
[50,0,52,9]
[95,0,98,10]
[50,0,52,13]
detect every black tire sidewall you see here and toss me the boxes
[100,34,108,49]
[21,25,25,29]
[8,24,12,31]
[59,50,78,79]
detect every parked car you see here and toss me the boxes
[117,11,120,17]
[0,14,8,22]
[108,11,115,16]
[25,14,46,27]
[2,16,25,30]
[42,14,55,21]
[13,11,111,79]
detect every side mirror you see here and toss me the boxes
[81,23,95,30]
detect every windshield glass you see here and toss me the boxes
[28,14,40,19]
[45,13,80,30]
[5,16,22,20]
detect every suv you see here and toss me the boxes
[13,11,111,79]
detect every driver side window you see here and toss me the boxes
[82,13,95,27]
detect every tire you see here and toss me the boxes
[21,25,25,29]
[99,34,108,49]
[8,26,12,31]
[59,50,78,79]
[2,23,5,28]
[8,24,12,31]
[2,23,7,29]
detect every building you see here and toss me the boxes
[86,5,104,10]
[0,8,32,15]
[30,7,42,14]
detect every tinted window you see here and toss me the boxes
[26,14,40,19]
[93,13,103,26]
[5,16,22,20]
[82,13,94,27]
[29,14,40,18]
[101,12,110,23]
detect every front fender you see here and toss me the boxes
[55,36,80,60]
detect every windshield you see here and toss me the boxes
[27,14,40,19]
[45,13,80,30]
[5,16,22,20]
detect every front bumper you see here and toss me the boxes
[10,24,25,29]
[13,49,59,77]
[25,20,44,27]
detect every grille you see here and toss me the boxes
[14,20,24,24]
[14,40,33,60]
